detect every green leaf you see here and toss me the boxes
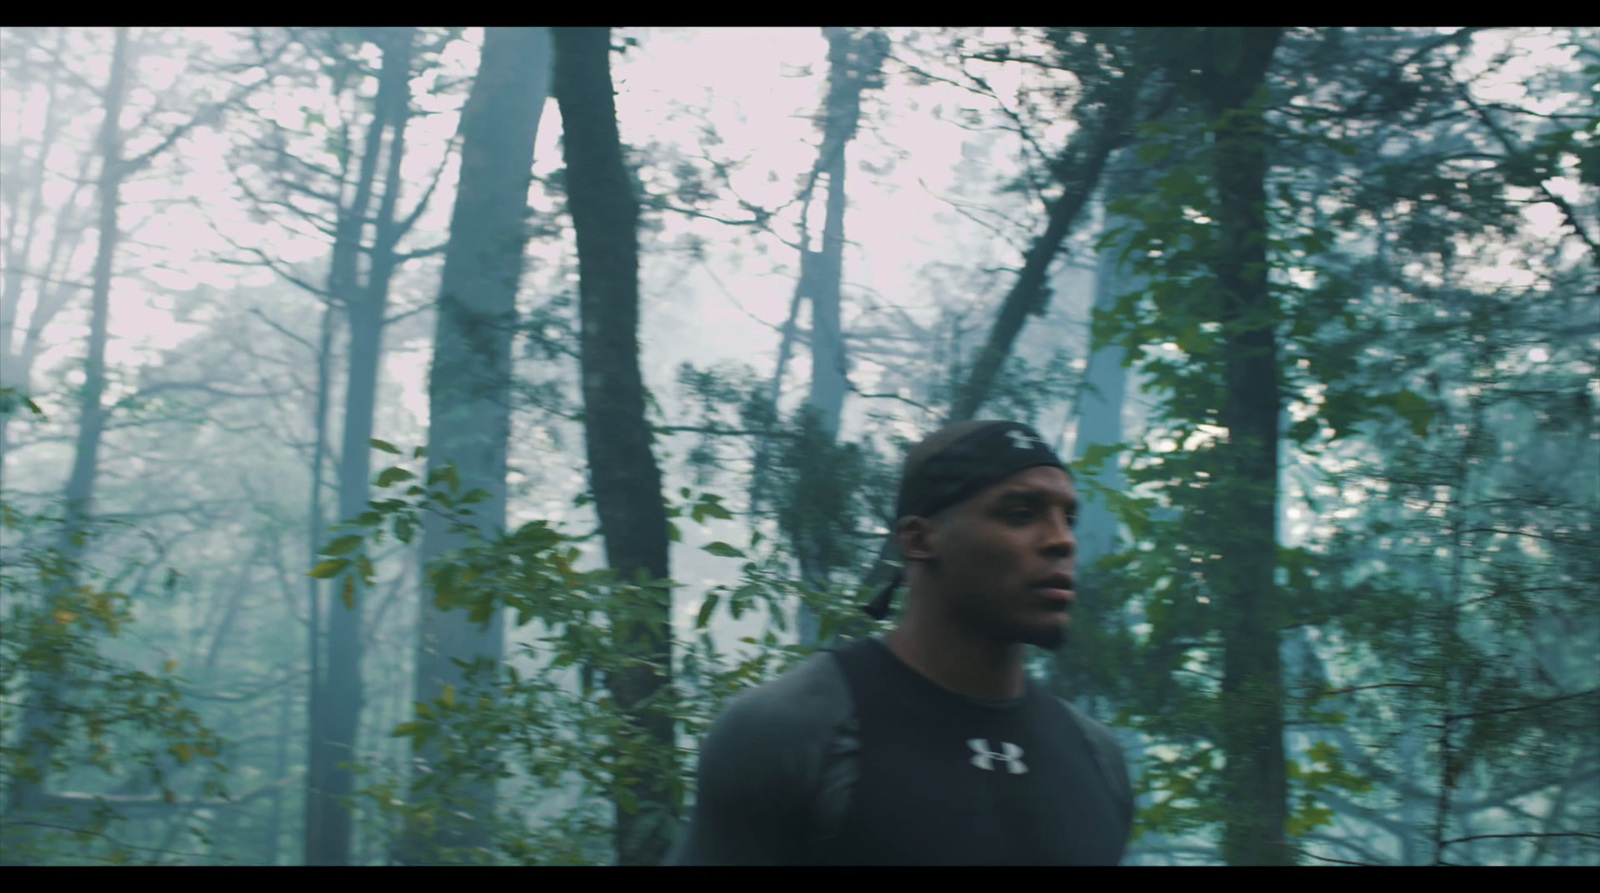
[341,575,356,610]
[308,559,350,579]
[1385,389,1434,438]
[429,464,460,493]
[1287,802,1335,837]
[1287,417,1320,445]
[1307,740,1339,764]
[698,502,733,521]
[1077,441,1124,475]
[376,467,417,488]
[616,786,639,816]
[321,534,365,557]
[704,541,744,559]
[460,488,493,505]
[696,593,719,629]
[391,722,427,738]
[413,446,427,459]
[370,438,401,455]
[667,522,681,543]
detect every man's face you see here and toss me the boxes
[906,465,1078,650]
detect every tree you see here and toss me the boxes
[1085,26,1597,866]
[761,28,889,646]
[306,26,417,868]
[398,25,554,864]
[551,26,676,866]
[218,26,455,865]
[1176,27,1291,866]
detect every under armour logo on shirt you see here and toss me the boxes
[968,738,1028,774]
[1005,429,1045,451]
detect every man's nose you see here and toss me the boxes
[1041,513,1075,558]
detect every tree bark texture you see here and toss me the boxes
[552,26,676,867]
[1195,26,1290,867]
[403,25,552,863]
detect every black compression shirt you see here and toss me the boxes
[664,636,1134,865]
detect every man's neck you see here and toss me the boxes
[886,608,1027,700]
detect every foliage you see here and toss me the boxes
[1083,26,1598,864]
[0,503,231,865]
[315,446,889,864]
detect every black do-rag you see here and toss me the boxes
[863,420,1068,620]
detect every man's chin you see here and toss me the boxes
[1018,615,1070,651]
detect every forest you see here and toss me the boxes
[0,26,1595,866]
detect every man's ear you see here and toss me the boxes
[898,516,938,563]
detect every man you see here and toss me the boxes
[665,420,1135,865]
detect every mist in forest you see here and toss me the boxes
[1,26,1595,866]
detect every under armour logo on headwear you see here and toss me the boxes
[1006,429,1044,451]
[968,738,1028,774]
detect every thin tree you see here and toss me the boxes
[306,26,417,867]
[551,26,676,867]
[755,28,888,646]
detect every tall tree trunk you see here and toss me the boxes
[60,27,129,558]
[1054,158,1162,862]
[299,294,334,864]
[305,26,414,867]
[402,25,552,864]
[794,27,877,646]
[1197,26,1289,867]
[749,30,869,526]
[805,27,858,441]
[5,30,131,840]
[263,669,294,865]
[1051,156,1137,698]
[552,26,675,867]
[1072,162,1136,572]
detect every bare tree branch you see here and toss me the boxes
[125,380,290,403]
[177,669,307,703]
[248,308,315,353]
[1440,832,1600,848]
[393,132,458,240]
[1457,85,1599,262]
[393,242,448,264]
[122,34,294,176]
[1443,687,1600,723]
